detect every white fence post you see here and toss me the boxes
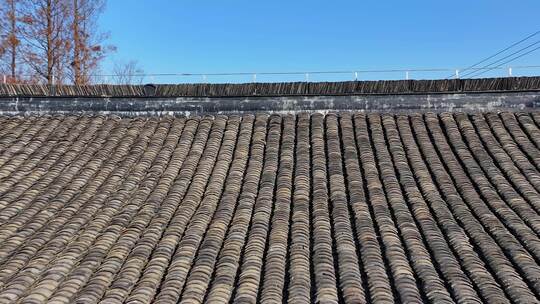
[455,69,460,79]
[508,67,512,77]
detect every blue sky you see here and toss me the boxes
[99,1,540,82]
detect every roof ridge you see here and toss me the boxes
[1,76,540,98]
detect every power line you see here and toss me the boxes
[6,65,540,84]
[465,45,540,78]
[81,68,457,78]
[446,30,540,78]
[82,65,540,77]
[461,39,540,78]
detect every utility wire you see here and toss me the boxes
[7,65,540,83]
[84,66,540,78]
[466,44,540,78]
[447,30,540,78]
[461,39,540,78]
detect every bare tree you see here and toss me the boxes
[19,0,71,84]
[70,0,113,84]
[113,60,144,85]
[0,0,21,82]
[0,0,117,85]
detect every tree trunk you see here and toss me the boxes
[72,0,81,84]
[9,0,16,79]
[46,0,53,84]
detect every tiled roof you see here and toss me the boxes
[0,112,539,303]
